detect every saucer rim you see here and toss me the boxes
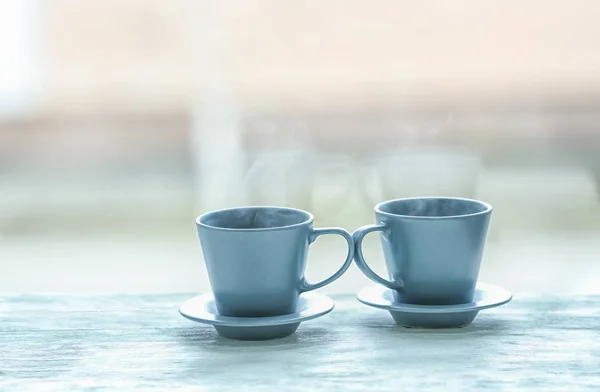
[356,282,512,314]
[179,292,335,327]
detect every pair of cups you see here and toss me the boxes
[196,197,492,318]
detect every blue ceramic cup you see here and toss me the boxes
[196,206,354,317]
[353,197,492,305]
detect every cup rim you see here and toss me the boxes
[196,206,314,232]
[375,197,492,220]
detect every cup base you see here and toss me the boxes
[391,287,476,306]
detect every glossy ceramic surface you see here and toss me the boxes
[196,206,353,317]
[353,197,492,305]
[179,292,335,340]
[357,282,512,328]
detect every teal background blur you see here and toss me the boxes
[1,0,599,293]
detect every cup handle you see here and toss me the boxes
[300,227,355,292]
[353,224,404,290]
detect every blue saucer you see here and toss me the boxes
[357,282,512,328]
[179,292,334,340]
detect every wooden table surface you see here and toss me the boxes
[1,293,598,391]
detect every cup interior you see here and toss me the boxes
[377,197,491,218]
[198,207,311,230]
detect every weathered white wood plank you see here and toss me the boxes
[1,294,599,391]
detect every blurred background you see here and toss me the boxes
[1,0,599,293]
